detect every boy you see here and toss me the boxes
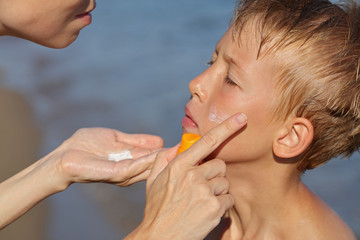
[180,0,359,239]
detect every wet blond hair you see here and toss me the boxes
[233,0,360,171]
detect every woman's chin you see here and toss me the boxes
[27,31,80,49]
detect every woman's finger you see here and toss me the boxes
[198,159,227,180]
[146,146,178,189]
[129,146,163,160]
[180,112,247,166]
[114,131,164,149]
[208,177,230,196]
[111,153,156,182]
[115,169,151,186]
[216,194,235,216]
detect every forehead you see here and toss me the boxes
[215,24,269,74]
[216,24,280,101]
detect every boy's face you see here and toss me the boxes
[0,0,95,48]
[182,26,280,162]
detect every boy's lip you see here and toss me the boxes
[182,106,198,128]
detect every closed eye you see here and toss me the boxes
[224,76,237,87]
[207,61,237,87]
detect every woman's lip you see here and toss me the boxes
[76,12,91,18]
[76,2,96,18]
[75,12,92,25]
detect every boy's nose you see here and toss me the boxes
[189,70,209,103]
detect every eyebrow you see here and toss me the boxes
[214,44,247,75]
[223,53,247,75]
[224,54,237,66]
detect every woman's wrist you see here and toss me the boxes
[38,147,72,194]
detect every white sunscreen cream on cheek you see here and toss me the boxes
[108,150,133,162]
[208,104,231,124]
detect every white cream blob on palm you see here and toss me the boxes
[108,150,133,162]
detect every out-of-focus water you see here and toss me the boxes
[0,0,359,239]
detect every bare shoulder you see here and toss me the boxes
[297,186,356,240]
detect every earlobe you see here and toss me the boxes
[273,118,314,159]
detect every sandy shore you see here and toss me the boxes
[0,82,48,239]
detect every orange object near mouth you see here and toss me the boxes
[177,133,201,155]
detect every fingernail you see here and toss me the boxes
[235,113,247,124]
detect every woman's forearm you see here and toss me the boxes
[0,128,164,230]
[0,154,66,229]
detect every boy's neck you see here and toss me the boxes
[212,158,305,239]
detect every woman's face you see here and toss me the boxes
[0,0,96,48]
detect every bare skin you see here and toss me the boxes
[0,117,248,238]
[0,0,96,48]
[0,0,251,238]
[203,169,356,240]
[0,128,164,229]
[126,113,248,240]
[205,165,355,240]
[181,25,356,240]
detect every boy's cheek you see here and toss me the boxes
[206,123,272,163]
[205,135,248,162]
[207,103,231,125]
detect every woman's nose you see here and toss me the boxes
[189,70,210,103]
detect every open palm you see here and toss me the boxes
[51,127,164,186]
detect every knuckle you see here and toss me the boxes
[168,160,183,179]
[224,120,234,132]
[222,179,230,193]
[136,137,147,146]
[201,133,217,147]
[213,159,226,170]
[196,183,212,196]
[208,197,222,211]
[208,159,227,175]
[168,158,181,172]
[167,163,178,177]
[143,148,153,156]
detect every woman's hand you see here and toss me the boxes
[0,127,163,229]
[126,113,247,240]
[51,127,164,188]
[46,128,163,186]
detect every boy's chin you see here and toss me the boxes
[182,129,201,135]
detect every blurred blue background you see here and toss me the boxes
[0,0,359,239]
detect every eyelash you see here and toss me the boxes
[206,61,213,66]
[224,77,237,87]
[206,61,237,88]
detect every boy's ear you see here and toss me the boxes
[273,118,314,159]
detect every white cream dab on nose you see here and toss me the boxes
[208,104,230,124]
[108,150,133,162]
